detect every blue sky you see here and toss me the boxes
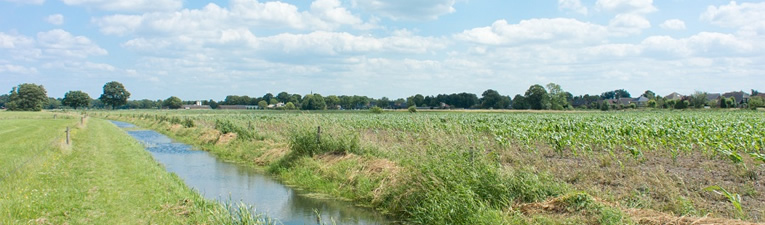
[1,0,764,100]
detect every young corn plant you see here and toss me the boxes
[704,185,744,218]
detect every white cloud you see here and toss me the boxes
[0,64,38,74]
[46,14,64,25]
[351,0,456,20]
[608,14,651,35]
[0,32,35,49]
[455,18,609,46]
[659,19,686,30]
[596,0,656,14]
[558,0,588,15]
[36,29,107,58]
[61,0,182,12]
[2,0,44,4]
[641,32,754,57]
[94,1,371,36]
[701,1,765,36]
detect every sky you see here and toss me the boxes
[1,0,764,101]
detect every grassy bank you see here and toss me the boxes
[97,110,765,224]
[0,112,271,224]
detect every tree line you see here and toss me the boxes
[2,81,763,111]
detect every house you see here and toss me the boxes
[617,98,637,105]
[722,91,750,105]
[218,105,257,110]
[182,101,211,110]
[635,96,650,106]
[706,93,721,102]
[664,92,683,100]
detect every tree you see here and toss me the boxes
[276,92,291,103]
[284,102,296,110]
[524,85,549,110]
[480,89,502,109]
[377,97,391,109]
[512,94,527,109]
[258,100,268,109]
[325,95,340,109]
[546,83,568,110]
[62,90,92,109]
[163,96,183,109]
[99,81,130,109]
[689,91,708,108]
[748,96,764,110]
[601,89,631,99]
[0,94,8,108]
[45,97,62,110]
[301,94,326,110]
[6,83,48,111]
[642,90,656,99]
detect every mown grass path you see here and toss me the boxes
[0,114,225,224]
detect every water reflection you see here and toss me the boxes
[112,121,388,225]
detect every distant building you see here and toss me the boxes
[182,101,211,110]
[635,96,650,106]
[706,93,721,102]
[722,91,751,105]
[664,92,683,100]
[218,105,257,110]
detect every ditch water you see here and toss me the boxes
[110,121,389,225]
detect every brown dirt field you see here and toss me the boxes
[501,146,765,222]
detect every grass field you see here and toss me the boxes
[96,109,765,224]
[0,111,271,224]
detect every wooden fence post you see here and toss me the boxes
[316,126,321,144]
[66,127,70,145]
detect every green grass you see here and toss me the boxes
[97,110,765,224]
[0,112,271,224]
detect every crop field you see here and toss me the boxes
[0,112,272,224]
[99,110,765,224]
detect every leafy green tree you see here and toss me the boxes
[748,96,764,110]
[642,90,656,99]
[269,99,278,105]
[325,95,340,109]
[276,92,291,103]
[369,106,383,114]
[377,97,391,109]
[163,96,183,109]
[262,93,274,103]
[6,83,48,111]
[480,89,505,109]
[284,102,296,110]
[301,94,326,110]
[45,97,62,110]
[99,81,130,109]
[512,94,527,109]
[408,105,417,113]
[546,83,569,110]
[0,94,9,108]
[62,90,92,109]
[258,100,268,109]
[689,91,708,108]
[524,85,549,110]
[675,100,689,109]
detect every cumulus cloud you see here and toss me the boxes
[0,64,38,74]
[351,0,456,20]
[46,14,64,25]
[36,29,107,58]
[94,0,372,36]
[2,0,44,4]
[61,0,182,12]
[558,0,588,15]
[641,32,754,57]
[701,1,765,36]
[596,0,656,14]
[455,18,609,46]
[608,14,651,35]
[659,19,686,30]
